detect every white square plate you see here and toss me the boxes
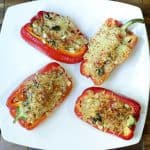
[0,0,149,149]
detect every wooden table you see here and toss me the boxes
[0,0,149,150]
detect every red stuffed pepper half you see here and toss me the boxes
[80,18,144,85]
[74,87,141,140]
[6,62,72,130]
[21,11,88,64]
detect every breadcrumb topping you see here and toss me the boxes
[79,90,135,135]
[31,12,87,53]
[18,67,71,124]
[82,19,137,85]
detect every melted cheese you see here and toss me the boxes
[83,20,137,84]
[19,67,71,124]
[79,90,135,135]
[31,12,87,53]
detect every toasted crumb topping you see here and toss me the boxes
[17,67,71,124]
[79,90,136,135]
[31,12,87,53]
[82,20,137,84]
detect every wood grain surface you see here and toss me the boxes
[0,0,149,150]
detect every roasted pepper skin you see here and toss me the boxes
[75,87,141,140]
[21,11,88,64]
[6,62,72,130]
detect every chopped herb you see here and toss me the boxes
[43,14,49,19]
[96,67,104,76]
[49,40,56,46]
[33,80,40,88]
[127,39,132,43]
[92,113,102,124]
[51,25,61,31]
[23,100,29,106]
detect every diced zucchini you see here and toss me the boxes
[127,115,135,127]
[13,105,27,123]
[123,126,132,136]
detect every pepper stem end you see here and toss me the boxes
[121,18,144,31]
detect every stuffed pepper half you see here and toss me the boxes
[7,62,72,130]
[75,87,141,140]
[21,11,88,64]
[81,18,144,84]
